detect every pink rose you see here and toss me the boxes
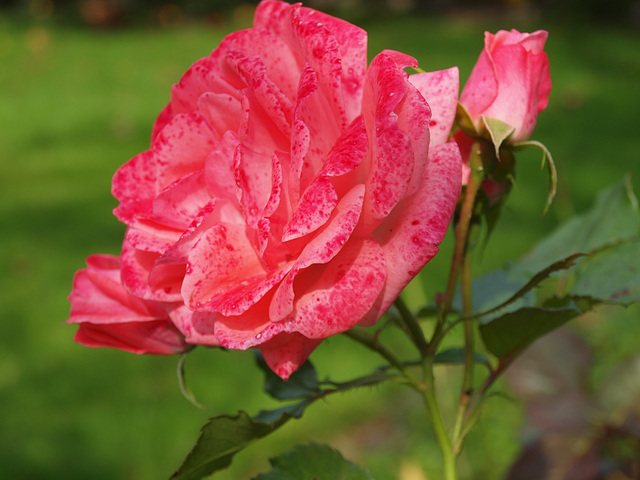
[68,0,462,379]
[459,29,551,143]
[68,255,191,355]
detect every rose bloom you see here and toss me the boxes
[459,29,551,144]
[68,0,462,379]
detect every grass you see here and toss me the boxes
[0,7,639,480]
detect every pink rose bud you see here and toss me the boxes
[68,255,191,355]
[460,29,551,143]
[69,0,462,379]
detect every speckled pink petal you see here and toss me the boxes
[153,112,217,191]
[74,320,188,355]
[165,55,239,118]
[282,175,338,241]
[181,223,266,310]
[68,254,166,324]
[391,70,432,198]
[320,115,368,177]
[228,50,293,139]
[114,114,214,225]
[362,141,462,325]
[409,67,459,147]
[221,25,301,102]
[124,221,182,254]
[270,184,365,322]
[197,92,242,139]
[288,7,347,130]
[152,170,211,230]
[291,2,367,122]
[153,198,243,270]
[120,234,182,303]
[234,142,275,229]
[279,237,386,338]
[204,131,242,205]
[213,296,282,349]
[358,51,421,234]
[205,264,293,317]
[112,149,157,224]
[289,64,317,204]
[260,332,323,381]
[255,2,368,121]
[165,303,221,347]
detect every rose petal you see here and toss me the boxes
[362,141,462,325]
[270,184,365,322]
[409,67,460,147]
[260,332,323,381]
[358,51,425,234]
[74,321,188,355]
[181,223,266,310]
[165,303,221,347]
[112,150,156,224]
[279,237,386,338]
[282,175,338,242]
[152,170,210,230]
[154,112,217,190]
[120,235,176,302]
[68,254,188,355]
[68,254,166,324]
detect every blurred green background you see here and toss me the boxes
[1,0,639,479]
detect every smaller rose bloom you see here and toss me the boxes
[68,254,190,355]
[459,29,551,143]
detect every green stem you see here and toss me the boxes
[437,145,484,324]
[451,145,484,449]
[394,296,429,354]
[343,329,421,386]
[429,143,483,461]
[451,252,475,447]
[423,355,458,480]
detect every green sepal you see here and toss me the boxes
[481,116,515,159]
[177,352,208,410]
[455,102,478,137]
[514,139,558,215]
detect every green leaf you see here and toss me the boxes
[171,404,307,480]
[475,177,640,363]
[255,353,320,400]
[513,176,640,278]
[253,443,375,480]
[474,253,588,321]
[171,357,398,480]
[479,304,592,360]
[571,238,640,305]
[481,115,515,159]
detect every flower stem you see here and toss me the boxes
[422,355,458,480]
[394,296,429,354]
[450,144,484,449]
[343,328,421,385]
[438,145,483,322]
